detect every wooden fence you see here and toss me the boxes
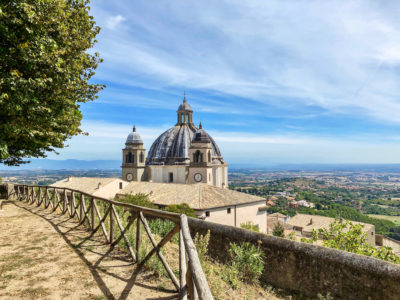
[10,184,213,300]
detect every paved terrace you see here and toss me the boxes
[0,200,177,300]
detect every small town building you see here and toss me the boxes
[267,212,291,234]
[118,181,267,232]
[50,176,129,199]
[375,235,400,256]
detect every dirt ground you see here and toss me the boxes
[0,200,178,300]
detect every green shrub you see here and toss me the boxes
[272,222,285,237]
[240,222,260,232]
[164,203,196,217]
[300,237,313,244]
[148,218,177,243]
[193,230,210,266]
[221,265,240,290]
[119,193,156,209]
[228,242,264,284]
[287,231,296,240]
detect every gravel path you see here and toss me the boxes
[0,200,177,300]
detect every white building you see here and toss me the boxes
[121,96,228,188]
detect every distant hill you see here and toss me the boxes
[2,160,400,173]
[0,159,120,170]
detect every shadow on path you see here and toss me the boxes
[13,201,177,300]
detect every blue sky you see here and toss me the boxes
[44,1,400,164]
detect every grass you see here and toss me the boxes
[367,214,400,226]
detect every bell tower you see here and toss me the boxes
[121,126,146,182]
[176,93,194,125]
[188,123,214,185]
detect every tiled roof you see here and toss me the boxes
[286,213,374,232]
[50,177,120,194]
[118,182,265,210]
[268,212,287,218]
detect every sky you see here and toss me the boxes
[42,1,400,165]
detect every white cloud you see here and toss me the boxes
[44,120,400,164]
[105,15,126,30]
[92,0,400,123]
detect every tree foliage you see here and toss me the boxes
[319,219,400,264]
[119,193,156,209]
[164,203,196,217]
[0,0,103,165]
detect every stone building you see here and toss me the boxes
[121,96,228,188]
[118,181,267,232]
[50,176,268,232]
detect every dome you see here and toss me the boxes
[178,98,193,112]
[126,126,143,144]
[146,123,222,165]
[192,123,211,143]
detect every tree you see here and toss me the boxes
[319,219,400,264]
[0,0,104,165]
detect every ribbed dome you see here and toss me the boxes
[192,123,211,143]
[126,126,143,144]
[146,124,222,165]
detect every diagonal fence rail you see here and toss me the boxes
[9,184,213,300]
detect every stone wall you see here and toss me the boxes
[188,217,400,300]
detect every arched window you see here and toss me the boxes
[193,150,202,163]
[125,152,133,163]
[140,152,144,163]
[181,114,184,123]
[187,113,190,123]
[208,151,211,162]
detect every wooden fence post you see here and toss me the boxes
[62,189,67,214]
[37,187,42,206]
[187,264,194,300]
[136,212,141,262]
[180,227,188,300]
[109,203,114,244]
[79,193,84,223]
[91,197,95,231]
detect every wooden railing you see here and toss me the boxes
[11,184,213,300]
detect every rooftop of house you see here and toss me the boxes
[50,177,124,195]
[268,212,288,219]
[286,213,374,233]
[118,181,265,210]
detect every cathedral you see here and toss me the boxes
[121,96,228,188]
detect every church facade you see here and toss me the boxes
[121,96,228,188]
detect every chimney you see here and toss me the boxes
[67,175,72,182]
[97,182,102,189]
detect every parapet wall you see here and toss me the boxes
[188,217,400,300]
